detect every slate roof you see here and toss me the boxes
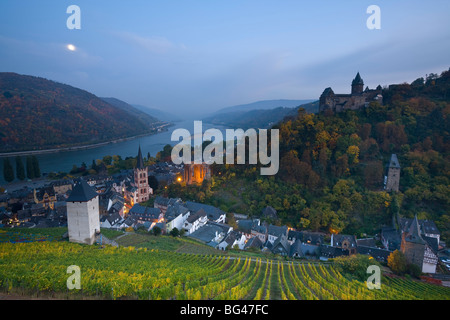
[186,208,207,223]
[331,234,357,248]
[267,224,288,238]
[188,222,226,243]
[185,201,225,221]
[165,204,189,221]
[357,246,392,262]
[136,146,145,170]
[388,154,401,169]
[381,227,401,251]
[244,236,263,250]
[66,180,98,202]
[403,215,426,245]
[398,217,440,236]
[271,234,290,254]
[129,204,161,220]
[352,72,364,86]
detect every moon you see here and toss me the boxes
[67,44,76,51]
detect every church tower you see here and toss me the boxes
[351,72,364,94]
[385,154,400,192]
[134,146,151,203]
[66,179,100,245]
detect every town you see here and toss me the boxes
[1,146,448,281]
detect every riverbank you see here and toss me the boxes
[0,123,173,158]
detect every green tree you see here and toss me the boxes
[152,226,162,236]
[31,156,41,178]
[169,228,180,237]
[3,158,14,182]
[15,156,25,180]
[26,156,35,179]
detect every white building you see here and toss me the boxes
[66,180,100,245]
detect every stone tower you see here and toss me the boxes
[351,72,364,94]
[134,146,151,203]
[66,179,100,245]
[385,154,400,192]
[184,163,211,185]
[400,215,425,268]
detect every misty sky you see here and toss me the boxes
[0,1,449,117]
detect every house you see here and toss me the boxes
[165,203,190,232]
[319,245,349,259]
[188,221,232,246]
[218,230,246,251]
[154,196,182,214]
[251,224,267,243]
[185,201,226,223]
[271,234,290,256]
[381,227,402,251]
[400,215,439,274]
[288,230,325,246]
[128,204,163,224]
[267,224,288,244]
[183,209,207,235]
[237,218,260,240]
[357,246,392,263]
[331,234,358,255]
[289,239,320,259]
[244,236,263,251]
[398,217,441,245]
[100,212,122,229]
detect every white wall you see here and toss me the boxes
[67,197,100,245]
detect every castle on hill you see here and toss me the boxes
[319,72,383,113]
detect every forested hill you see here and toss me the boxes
[181,69,449,245]
[274,69,450,240]
[0,73,160,153]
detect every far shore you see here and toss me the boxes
[0,123,173,158]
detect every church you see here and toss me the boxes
[319,72,383,113]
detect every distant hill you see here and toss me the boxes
[213,99,315,115]
[202,100,319,129]
[101,97,161,125]
[0,73,160,153]
[132,104,181,122]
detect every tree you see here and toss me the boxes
[387,250,407,275]
[152,226,162,236]
[26,156,35,179]
[31,156,41,178]
[3,158,14,183]
[169,228,180,237]
[91,159,99,172]
[148,175,159,191]
[15,156,25,180]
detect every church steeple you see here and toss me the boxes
[136,145,145,169]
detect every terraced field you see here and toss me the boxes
[1,241,449,300]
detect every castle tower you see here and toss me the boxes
[400,215,426,269]
[351,72,364,95]
[385,154,400,192]
[319,87,335,113]
[66,179,100,245]
[134,146,151,203]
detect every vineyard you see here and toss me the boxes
[1,241,449,300]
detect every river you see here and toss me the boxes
[0,120,230,186]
